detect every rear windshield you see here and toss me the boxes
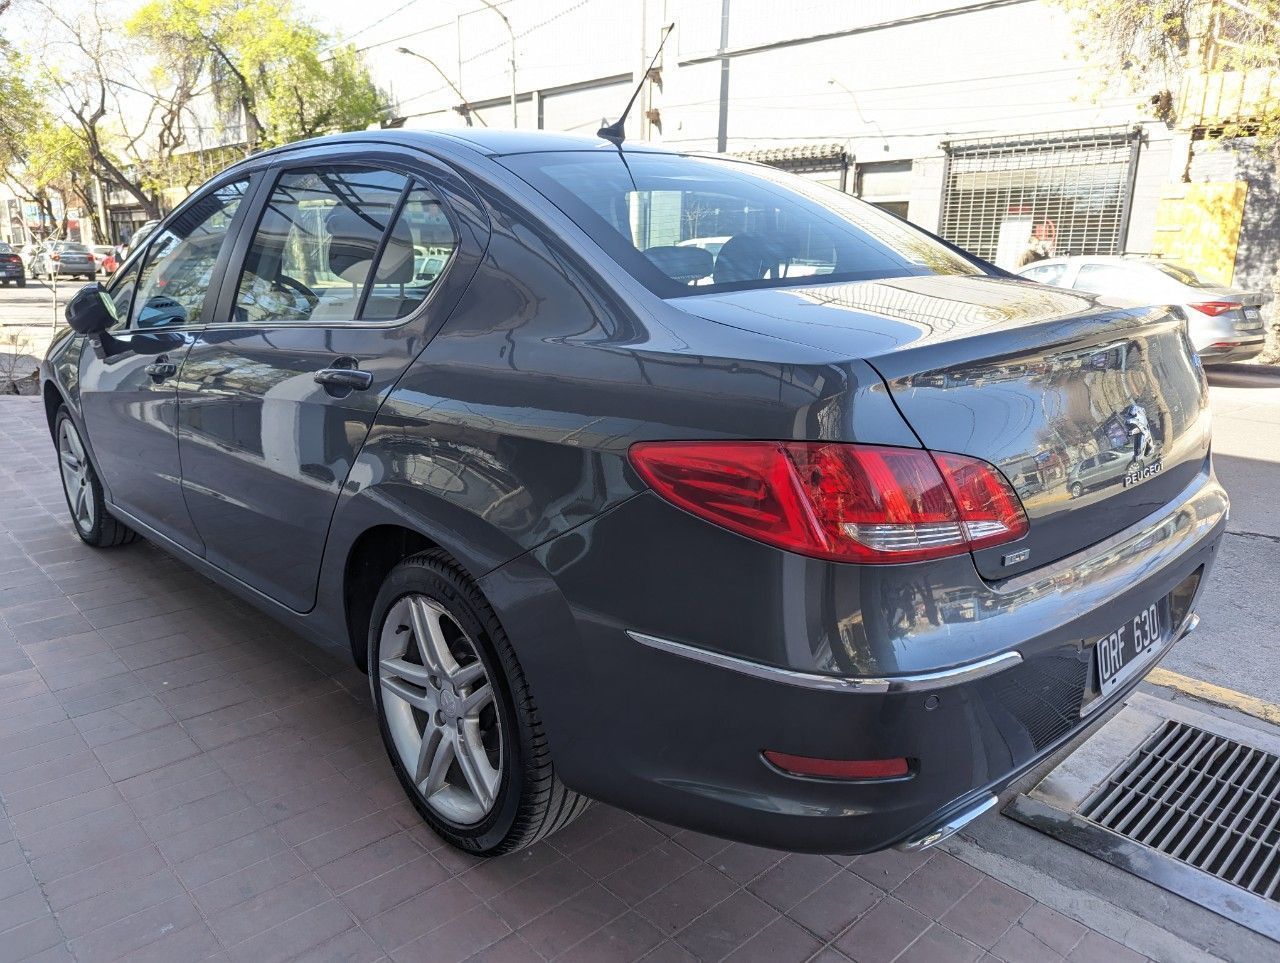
[501,151,984,296]
[1148,261,1212,288]
[0,243,11,254]
[55,242,89,253]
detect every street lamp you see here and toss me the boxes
[395,48,487,127]
[827,79,890,152]
[477,0,518,128]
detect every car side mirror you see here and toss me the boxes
[64,282,118,336]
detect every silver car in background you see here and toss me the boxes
[1017,256,1265,364]
[29,241,98,281]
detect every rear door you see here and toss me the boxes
[176,146,487,611]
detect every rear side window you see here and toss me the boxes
[132,180,249,328]
[1021,263,1067,286]
[232,167,411,325]
[1072,263,1137,295]
[361,184,458,321]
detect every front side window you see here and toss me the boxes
[501,151,982,296]
[107,262,141,331]
[232,167,410,325]
[131,180,248,329]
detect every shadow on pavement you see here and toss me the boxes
[1206,363,1280,389]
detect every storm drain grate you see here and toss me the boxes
[1080,720,1280,901]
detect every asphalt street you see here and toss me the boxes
[3,280,1278,704]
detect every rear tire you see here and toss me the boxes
[1069,482,1083,499]
[53,408,138,548]
[16,278,24,288]
[369,550,589,855]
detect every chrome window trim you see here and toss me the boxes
[624,630,1022,694]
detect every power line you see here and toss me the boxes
[324,0,429,51]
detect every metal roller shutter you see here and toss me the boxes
[939,127,1141,269]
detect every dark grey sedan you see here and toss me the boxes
[41,130,1225,857]
[31,240,98,280]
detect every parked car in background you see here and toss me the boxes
[29,241,97,281]
[1016,256,1265,364]
[124,219,160,255]
[43,130,1223,858]
[91,245,118,276]
[0,242,25,287]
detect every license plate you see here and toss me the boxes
[1094,602,1166,695]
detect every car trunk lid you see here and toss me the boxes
[672,274,1211,579]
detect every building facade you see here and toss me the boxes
[348,0,1272,309]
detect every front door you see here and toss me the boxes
[177,158,479,611]
[77,178,253,554]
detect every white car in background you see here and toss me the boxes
[1017,256,1266,364]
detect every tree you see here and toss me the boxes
[0,40,97,238]
[126,0,386,152]
[21,0,180,220]
[1055,0,1280,359]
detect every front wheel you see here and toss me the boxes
[54,408,138,547]
[369,550,589,855]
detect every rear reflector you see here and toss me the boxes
[629,441,1027,564]
[763,750,910,780]
[1188,301,1240,317]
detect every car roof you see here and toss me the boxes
[245,128,676,162]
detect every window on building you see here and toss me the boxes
[855,160,912,220]
[130,180,248,329]
[939,128,1139,271]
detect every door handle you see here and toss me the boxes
[314,367,373,391]
[144,358,177,380]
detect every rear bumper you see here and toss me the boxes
[1200,338,1265,364]
[498,469,1227,853]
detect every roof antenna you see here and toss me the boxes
[598,22,674,147]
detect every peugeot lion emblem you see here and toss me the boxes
[1122,402,1162,487]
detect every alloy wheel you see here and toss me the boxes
[378,593,502,825]
[57,419,95,534]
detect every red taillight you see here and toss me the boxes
[628,441,1028,564]
[1188,301,1239,317]
[50,253,60,261]
[763,750,910,780]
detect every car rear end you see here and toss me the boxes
[1181,290,1266,363]
[495,147,1226,852]
[91,246,117,275]
[50,244,96,279]
[510,284,1226,855]
[0,246,22,283]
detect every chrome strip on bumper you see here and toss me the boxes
[896,794,999,852]
[625,630,1023,694]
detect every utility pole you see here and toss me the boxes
[716,0,730,153]
[478,0,518,128]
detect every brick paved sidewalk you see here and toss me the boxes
[0,397,1153,963]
